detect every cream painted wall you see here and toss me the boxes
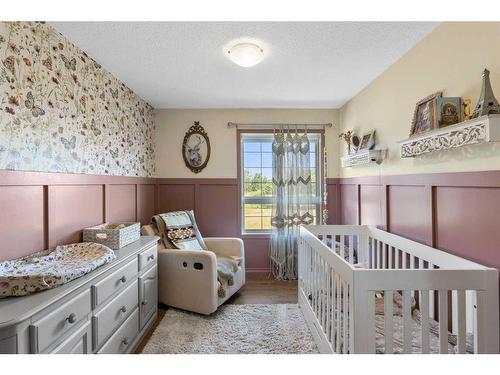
[339,22,500,177]
[155,109,339,178]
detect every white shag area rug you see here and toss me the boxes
[142,304,319,354]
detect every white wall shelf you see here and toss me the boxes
[341,149,386,168]
[399,114,500,158]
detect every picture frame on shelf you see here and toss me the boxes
[410,91,442,136]
[351,134,361,153]
[436,97,462,128]
[359,130,376,150]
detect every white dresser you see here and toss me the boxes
[0,236,158,354]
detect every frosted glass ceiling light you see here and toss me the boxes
[226,42,264,68]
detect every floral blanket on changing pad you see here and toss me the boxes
[0,242,116,298]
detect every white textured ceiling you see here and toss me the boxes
[50,22,438,108]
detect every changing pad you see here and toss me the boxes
[0,242,116,298]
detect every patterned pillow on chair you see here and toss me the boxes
[152,211,207,250]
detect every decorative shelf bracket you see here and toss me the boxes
[341,149,387,168]
[399,114,500,158]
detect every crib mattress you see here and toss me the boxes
[0,242,116,298]
[374,309,474,354]
[317,290,474,354]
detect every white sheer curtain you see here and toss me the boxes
[270,127,313,280]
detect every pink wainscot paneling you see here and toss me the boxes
[0,186,45,261]
[158,184,195,213]
[359,184,383,226]
[387,185,431,245]
[326,181,338,224]
[243,237,271,275]
[106,184,136,223]
[340,184,358,225]
[137,184,156,225]
[435,186,500,270]
[196,183,239,237]
[48,185,104,247]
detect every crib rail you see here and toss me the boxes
[299,227,354,353]
[298,225,500,354]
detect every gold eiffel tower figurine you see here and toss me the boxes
[472,69,500,118]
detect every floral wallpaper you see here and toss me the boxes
[0,22,155,177]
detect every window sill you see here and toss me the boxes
[241,232,272,239]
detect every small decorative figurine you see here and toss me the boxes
[339,130,353,154]
[463,99,472,121]
[472,69,500,118]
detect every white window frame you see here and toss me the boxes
[240,132,322,235]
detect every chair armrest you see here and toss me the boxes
[204,237,245,259]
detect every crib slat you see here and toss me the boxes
[348,235,354,264]
[346,283,350,353]
[367,291,376,353]
[368,237,375,269]
[336,275,341,353]
[378,241,383,269]
[331,273,336,351]
[331,272,337,351]
[395,248,400,269]
[420,290,430,353]
[384,290,394,354]
[388,246,393,269]
[320,258,324,329]
[456,290,466,354]
[403,290,412,353]
[382,243,387,269]
[311,250,315,312]
[342,281,348,354]
[439,290,449,354]
[427,267,435,320]
[323,261,328,330]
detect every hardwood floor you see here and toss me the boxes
[134,274,298,353]
[227,275,298,304]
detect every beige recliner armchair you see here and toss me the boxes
[157,237,245,315]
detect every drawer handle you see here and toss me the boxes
[122,337,129,346]
[66,313,77,324]
[120,276,127,283]
[120,305,127,313]
[147,254,155,261]
[141,300,148,306]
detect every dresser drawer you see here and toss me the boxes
[92,258,138,307]
[0,335,17,354]
[139,265,157,329]
[30,289,91,353]
[97,308,139,354]
[138,245,157,271]
[49,320,92,354]
[93,279,138,349]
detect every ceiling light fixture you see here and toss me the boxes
[226,42,265,68]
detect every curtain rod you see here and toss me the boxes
[227,122,333,129]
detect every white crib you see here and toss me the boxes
[298,225,499,354]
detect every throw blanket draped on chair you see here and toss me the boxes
[152,212,239,298]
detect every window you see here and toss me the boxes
[240,133,322,234]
